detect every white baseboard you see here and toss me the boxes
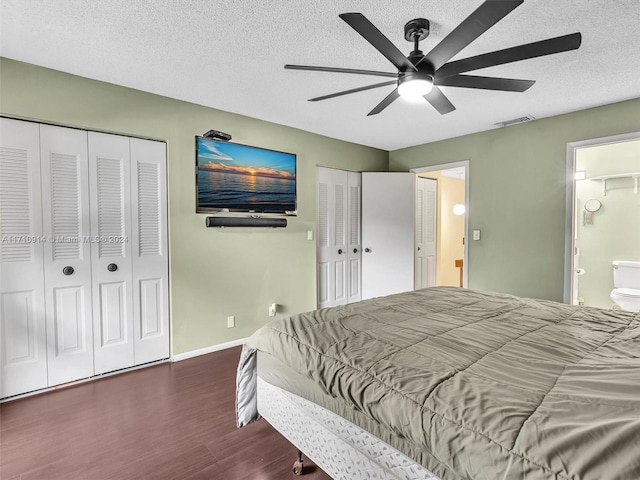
[171,337,248,362]
[1,358,170,403]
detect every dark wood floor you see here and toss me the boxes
[0,346,332,480]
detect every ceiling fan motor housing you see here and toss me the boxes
[399,70,434,83]
[400,50,435,94]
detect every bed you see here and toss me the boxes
[236,286,640,479]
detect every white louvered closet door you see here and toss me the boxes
[1,121,169,399]
[0,118,48,398]
[346,172,362,304]
[317,167,349,308]
[332,170,349,307]
[88,132,135,374]
[40,124,94,386]
[317,168,330,308]
[317,167,362,308]
[130,138,169,365]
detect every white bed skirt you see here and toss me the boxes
[257,377,441,480]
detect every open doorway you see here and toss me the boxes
[564,132,640,308]
[411,161,469,288]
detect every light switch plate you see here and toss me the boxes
[473,230,481,241]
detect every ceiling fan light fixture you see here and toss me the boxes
[287,6,582,116]
[398,76,433,100]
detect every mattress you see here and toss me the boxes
[237,286,640,480]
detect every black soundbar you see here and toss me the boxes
[205,217,287,228]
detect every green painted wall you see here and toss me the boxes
[390,98,640,301]
[0,58,388,355]
[3,57,639,350]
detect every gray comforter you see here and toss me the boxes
[236,287,640,480]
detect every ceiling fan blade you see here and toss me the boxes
[423,0,523,71]
[367,88,400,116]
[436,33,582,77]
[435,74,535,92]
[424,87,456,115]
[285,65,398,78]
[339,13,416,72]
[309,80,397,102]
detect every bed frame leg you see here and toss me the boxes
[292,448,304,475]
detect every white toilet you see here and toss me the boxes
[610,261,640,312]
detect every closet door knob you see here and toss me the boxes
[353,248,358,254]
[364,248,371,253]
[107,263,118,272]
[62,266,74,275]
[338,249,343,255]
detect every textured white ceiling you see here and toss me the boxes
[1,0,639,151]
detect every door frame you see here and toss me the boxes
[563,130,640,304]
[410,160,469,288]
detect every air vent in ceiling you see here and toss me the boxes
[494,115,535,128]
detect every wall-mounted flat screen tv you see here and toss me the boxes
[196,136,297,214]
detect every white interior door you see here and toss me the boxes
[0,118,48,398]
[317,167,348,308]
[88,132,135,374]
[347,171,362,303]
[130,138,169,364]
[40,124,94,386]
[362,172,415,300]
[415,177,437,289]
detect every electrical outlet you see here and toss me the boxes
[227,315,235,328]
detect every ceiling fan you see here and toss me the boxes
[285,0,582,115]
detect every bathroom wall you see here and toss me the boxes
[575,139,640,309]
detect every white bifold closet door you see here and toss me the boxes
[88,132,135,374]
[317,167,361,308]
[346,172,362,304]
[130,138,169,365]
[88,133,169,372]
[40,124,95,386]
[0,119,48,398]
[1,118,169,399]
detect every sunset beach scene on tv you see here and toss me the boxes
[196,137,296,214]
